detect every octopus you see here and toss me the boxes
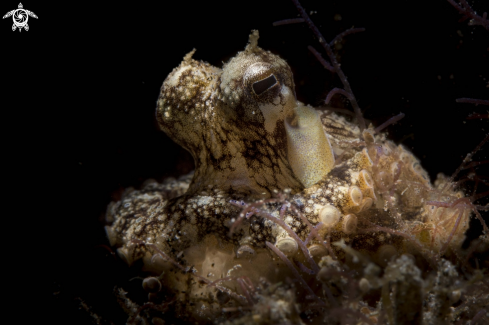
[104,31,480,320]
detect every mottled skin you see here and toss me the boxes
[106,31,472,269]
[157,31,303,198]
[107,31,307,263]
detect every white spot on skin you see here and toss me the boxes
[197,196,213,206]
[166,65,193,88]
[259,86,296,134]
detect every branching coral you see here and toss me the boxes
[447,0,489,30]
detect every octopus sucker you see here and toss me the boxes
[104,30,485,322]
[318,204,341,228]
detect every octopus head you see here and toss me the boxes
[156,31,334,197]
[219,30,297,134]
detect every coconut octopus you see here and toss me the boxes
[104,31,478,320]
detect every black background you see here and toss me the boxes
[2,0,488,324]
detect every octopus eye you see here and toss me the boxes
[252,74,277,95]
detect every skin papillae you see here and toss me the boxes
[103,1,489,324]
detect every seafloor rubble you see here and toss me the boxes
[102,2,489,324]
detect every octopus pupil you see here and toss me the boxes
[252,74,277,95]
